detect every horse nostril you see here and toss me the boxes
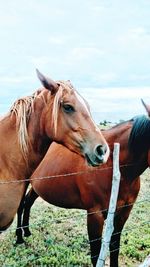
[96,144,107,157]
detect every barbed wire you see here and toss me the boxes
[91,229,150,260]
[89,219,150,245]
[6,218,150,263]
[1,212,149,261]
[0,162,149,265]
[2,228,148,266]
[0,197,149,235]
[0,196,149,266]
[0,163,148,185]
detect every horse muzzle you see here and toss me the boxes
[84,144,110,167]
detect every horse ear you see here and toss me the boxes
[36,69,59,94]
[141,99,150,117]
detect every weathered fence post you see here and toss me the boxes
[139,255,150,267]
[96,143,121,267]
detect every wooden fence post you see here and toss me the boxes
[96,143,121,267]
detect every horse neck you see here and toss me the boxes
[0,115,30,178]
[0,93,51,178]
[26,92,52,162]
[103,121,148,180]
[103,121,131,157]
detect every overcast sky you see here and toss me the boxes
[0,0,150,121]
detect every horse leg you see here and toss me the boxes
[22,188,38,237]
[16,182,29,244]
[109,206,133,267]
[87,211,104,267]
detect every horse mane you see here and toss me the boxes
[10,91,39,163]
[10,81,74,163]
[128,115,150,157]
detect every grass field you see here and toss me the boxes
[0,170,149,267]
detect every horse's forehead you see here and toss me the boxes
[74,91,86,106]
[58,82,90,114]
[63,89,89,108]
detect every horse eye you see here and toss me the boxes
[63,104,75,113]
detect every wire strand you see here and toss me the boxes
[0,163,143,184]
[0,197,149,234]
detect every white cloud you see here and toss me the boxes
[118,26,150,48]
[69,47,105,61]
[30,56,51,68]
[92,73,118,84]
[79,86,150,122]
[0,75,33,84]
[48,36,66,45]
[0,0,150,89]
[90,2,107,15]
[129,74,150,81]
[30,2,65,17]
[94,87,149,99]
[130,27,147,36]
[0,14,19,26]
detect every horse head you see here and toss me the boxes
[36,70,109,167]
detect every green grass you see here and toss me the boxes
[119,169,150,266]
[0,170,149,267]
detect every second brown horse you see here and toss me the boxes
[19,103,150,267]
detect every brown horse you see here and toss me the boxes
[0,69,109,233]
[20,102,150,267]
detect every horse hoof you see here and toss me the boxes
[15,238,25,245]
[24,229,31,237]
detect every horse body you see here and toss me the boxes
[0,70,109,231]
[21,115,150,266]
[30,120,140,210]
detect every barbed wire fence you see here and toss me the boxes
[0,163,138,185]
[0,145,149,266]
[0,199,149,265]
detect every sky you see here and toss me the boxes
[0,0,150,122]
